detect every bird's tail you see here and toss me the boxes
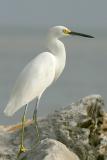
[4,99,17,117]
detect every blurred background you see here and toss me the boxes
[0,0,107,124]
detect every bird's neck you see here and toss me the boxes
[47,37,66,80]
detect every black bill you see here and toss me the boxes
[70,31,94,38]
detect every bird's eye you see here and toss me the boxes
[63,29,68,34]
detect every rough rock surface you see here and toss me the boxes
[19,138,80,160]
[0,94,107,160]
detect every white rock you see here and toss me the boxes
[26,138,80,160]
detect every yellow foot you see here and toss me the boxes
[17,145,27,157]
[20,145,27,152]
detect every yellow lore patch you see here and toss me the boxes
[63,29,71,34]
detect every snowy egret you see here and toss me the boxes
[4,26,94,155]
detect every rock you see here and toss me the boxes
[19,138,80,160]
[0,94,107,160]
[0,126,17,160]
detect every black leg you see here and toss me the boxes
[17,104,28,157]
[33,97,40,145]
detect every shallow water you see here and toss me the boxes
[0,27,107,124]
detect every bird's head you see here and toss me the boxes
[49,26,94,39]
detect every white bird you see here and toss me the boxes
[4,26,94,155]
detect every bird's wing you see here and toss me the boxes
[4,52,56,116]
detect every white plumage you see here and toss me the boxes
[4,26,93,117]
[4,52,56,116]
